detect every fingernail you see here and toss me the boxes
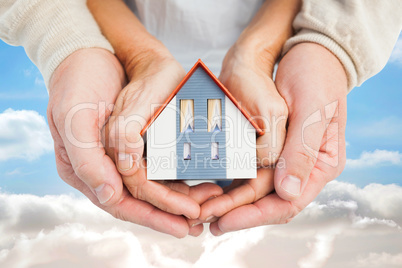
[214,226,224,236]
[205,216,215,222]
[191,222,202,228]
[95,183,115,204]
[207,195,218,201]
[117,153,133,171]
[281,175,301,196]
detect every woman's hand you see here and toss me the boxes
[196,0,300,225]
[103,49,223,236]
[196,39,288,224]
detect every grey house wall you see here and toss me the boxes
[176,67,227,180]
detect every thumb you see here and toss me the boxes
[106,112,145,177]
[274,106,326,201]
[273,43,348,202]
[62,106,124,206]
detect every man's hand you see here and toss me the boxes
[47,48,217,237]
[209,43,348,235]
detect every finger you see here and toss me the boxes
[211,166,329,235]
[219,64,288,166]
[274,43,347,202]
[106,113,145,176]
[107,63,186,176]
[255,94,288,167]
[61,108,123,206]
[123,162,201,219]
[188,223,204,237]
[159,181,223,204]
[54,155,190,238]
[188,183,224,204]
[273,104,325,201]
[108,192,191,238]
[185,183,224,228]
[199,168,274,221]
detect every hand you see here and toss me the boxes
[208,43,348,235]
[197,41,288,223]
[47,48,219,238]
[195,0,300,225]
[102,50,223,235]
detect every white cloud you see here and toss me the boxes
[346,150,402,168]
[0,92,48,100]
[297,228,341,268]
[4,168,22,176]
[348,116,402,140]
[0,109,53,161]
[355,252,402,268]
[0,181,401,267]
[23,69,32,77]
[34,77,45,86]
[389,35,402,66]
[4,168,35,176]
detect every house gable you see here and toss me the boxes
[175,67,227,180]
[140,59,264,137]
[145,59,259,180]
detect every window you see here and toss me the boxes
[211,142,219,160]
[180,99,194,132]
[207,99,222,132]
[183,143,191,160]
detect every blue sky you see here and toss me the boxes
[0,35,401,196]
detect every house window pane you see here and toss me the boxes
[183,143,191,160]
[208,99,222,132]
[211,142,219,160]
[180,99,194,132]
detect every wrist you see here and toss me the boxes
[276,43,348,104]
[225,0,301,76]
[120,38,176,80]
[230,34,279,75]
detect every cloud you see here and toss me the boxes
[4,168,23,176]
[0,92,48,100]
[347,116,402,141]
[4,168,36,176]
[355,252,402,268]
[23,69,32,77]
[346,149,402,168]
[0,181,401,267]
[389,35,402,66]
[0,109,53,161]
[34,77,45,87]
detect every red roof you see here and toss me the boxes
[140,59,264,136]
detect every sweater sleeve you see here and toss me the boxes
[282,0,402,91]
[0,0,114,89]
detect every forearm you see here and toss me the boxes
[87,0,170,79]
[282,0,402,91]
[235,0,301,67]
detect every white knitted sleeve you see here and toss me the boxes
[282,0,402,91]
[0,0,114,89]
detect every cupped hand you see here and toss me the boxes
[197,43,288,223]
[102,51,223,234]
[209,43,348,235]
[47,48,219,238]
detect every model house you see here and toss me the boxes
[141,60,263,180]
